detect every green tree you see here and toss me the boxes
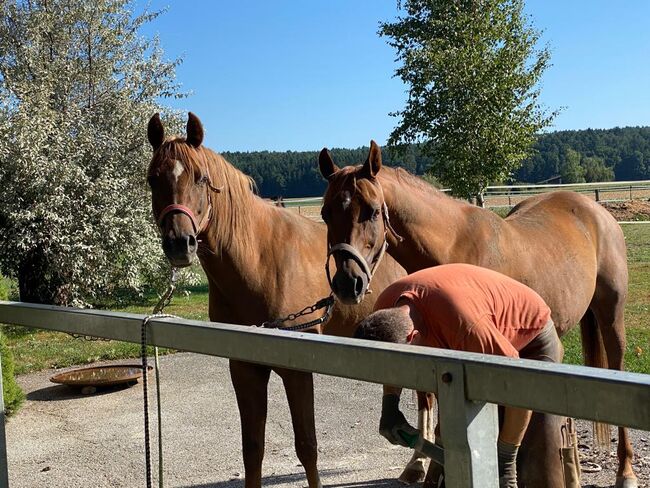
[582,155,614,183]
[560,149,586,183]
[381,0,557,205]
[0,0,186,305]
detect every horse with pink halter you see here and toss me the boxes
[146,113,418,488]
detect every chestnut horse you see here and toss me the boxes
[146,114,410,488]
[318,141,635,488]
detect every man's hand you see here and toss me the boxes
[379,394,420,447]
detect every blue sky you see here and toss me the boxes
[139,1,650,152]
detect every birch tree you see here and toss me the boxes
[381,0,557,205]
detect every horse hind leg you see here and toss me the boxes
[398,391,434,484]
[587,282,637,488]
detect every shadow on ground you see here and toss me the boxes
[181,469,404,488]
[27,383,135,402]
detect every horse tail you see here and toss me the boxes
[580,308,611,447]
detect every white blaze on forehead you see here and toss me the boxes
[341,190,352,211]
[172,160,185,182]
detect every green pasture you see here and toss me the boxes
[3,224,650,375]
[561,223,650,373]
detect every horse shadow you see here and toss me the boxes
[181,470,402,488]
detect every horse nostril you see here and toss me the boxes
[330,279,340,295]
[187,234,197,250]
[354,276,364,296]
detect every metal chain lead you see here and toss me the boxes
[260,295,335,331]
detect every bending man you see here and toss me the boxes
[354,263,563,488]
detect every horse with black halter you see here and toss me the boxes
[146,113,408,488]
[319,141,635,488]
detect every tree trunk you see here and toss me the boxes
[475,190,486,208]
[17,248,64,304]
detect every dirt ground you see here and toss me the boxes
[575,423,650,488]
[600,200,650,221]
[6,353,649,488]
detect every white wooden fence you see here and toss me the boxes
[0,301,649,488]
[281,180,650,219]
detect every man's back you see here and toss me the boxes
[374,263,551,352]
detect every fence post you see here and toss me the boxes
[595,189,600,202]
[0,352,8,488]
[436,360,498,488]
[630,185,633,200]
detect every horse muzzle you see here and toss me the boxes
[331,268,369,305]
[162,233,197,267]
[326,243,373,304]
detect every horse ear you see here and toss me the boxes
[361,140,383,179]
[319,148,339,180]
[147,113,165,150]
[186,112,204,148]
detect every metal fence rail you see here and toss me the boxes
[1,301,649,487]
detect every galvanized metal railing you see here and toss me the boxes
[1,301,649,488]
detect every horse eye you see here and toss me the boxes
[371,208,381,221]
[196,175,208,185]
[321,206,330,223]
[147,175,156,187]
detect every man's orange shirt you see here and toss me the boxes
[374,263,551,358]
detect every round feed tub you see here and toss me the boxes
[51,364,152,394]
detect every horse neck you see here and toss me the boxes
[198,156,274,300]
[379,170,470,272]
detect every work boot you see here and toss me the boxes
[379,394,419,447]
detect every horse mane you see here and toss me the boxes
[330,164,448,201]
[151,137,258,253]
[386,166,449,199]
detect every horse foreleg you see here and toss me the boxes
[230,360,272,488]
[280,369,322,488]
[398,391,434,484]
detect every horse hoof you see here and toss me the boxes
[615,477,638,488]
[398,465,426,484]
[398,456,426,484]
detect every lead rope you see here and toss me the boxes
[142,268,179,488]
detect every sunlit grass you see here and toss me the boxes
[5,276,211,375]
[561,224,650,373]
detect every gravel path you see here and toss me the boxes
[6,353,649,487]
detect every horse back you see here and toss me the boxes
[494,191,627,332]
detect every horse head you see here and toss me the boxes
[147,112,219,267]
[319,140,394,304]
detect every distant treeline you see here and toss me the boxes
[222,126,650,198]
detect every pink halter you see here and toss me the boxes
[157,204,203,234]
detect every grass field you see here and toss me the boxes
[561,223,650,373]
[4,225,650,375]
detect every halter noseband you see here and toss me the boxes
[156,178,221,235]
